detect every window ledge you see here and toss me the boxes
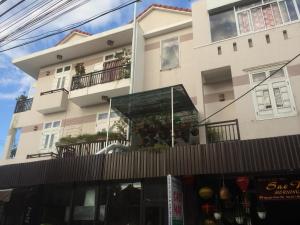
[160,66,180,72]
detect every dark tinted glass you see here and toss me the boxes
[210,9,238,42]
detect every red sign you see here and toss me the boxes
[257,178,300,201]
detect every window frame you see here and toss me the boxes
[41,120,62,151]
[54,64,72,90]
[249,66,297,120]
[210,0,300,42]
[160,37,180,71]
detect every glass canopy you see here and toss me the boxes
[109,85,199,148]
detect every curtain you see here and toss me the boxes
[251,8,265,31]
[262,4,275,28]
[238,11,251,33]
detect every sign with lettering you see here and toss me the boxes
[257,178,300,201]
[167,175,184,225]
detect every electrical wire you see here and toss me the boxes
[197,52,300,126]
[0,0,138,52]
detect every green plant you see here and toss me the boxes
[16,93,27,102]
[75,63,86,76]
[115,48,131,79]
[206,128,221,143]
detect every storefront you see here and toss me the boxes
[182,175,300,225]
[0,178,168,225]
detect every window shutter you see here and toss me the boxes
[272,81,294,114]
[254,85,273,116]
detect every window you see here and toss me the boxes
[53,65,71,90]
[41,121,61,151]
[161,37,179,70]
[250,67,296,119]
[209,0,300,42]
[210,9,238,42]
[236,0,299,35]
[96,111,119,133]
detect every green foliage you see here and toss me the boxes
[75,62,86,75]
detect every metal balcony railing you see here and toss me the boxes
[205,119,240,143]
[14,98,33,113]
[70,64,131,91]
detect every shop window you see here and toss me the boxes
[73,186,96,222]
[250,67,296,119]
[41,185,72,225]
[161,37,179,70]
[106,183,141,225]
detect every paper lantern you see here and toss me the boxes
[199,187,214,199]
[235,217,244,224]
[201,204,215,214]
[220,186,230,200]
[236,176,249,192]
[257,211,267,220]
[204,219,216,225]
[213,212,222,220]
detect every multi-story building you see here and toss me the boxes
[0,1,300,225]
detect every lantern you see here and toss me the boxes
[213,212,222,220]
[236,176,249,192]
[199,187,214,199]
[204,219,216,225]
[257,211,267,220]
[183,176,195,185]
[201,204,215,214]
[220,186,230,200]
[235,217,244,224]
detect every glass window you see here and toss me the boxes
[210,9,237,42]
[251,67,296,119]
[64,66,71,71]
[285,0,298,20]
[106,183,141,225]
[56,68,63,73]
[98,113,108,120]
[105,54,114,61]
[251,7,265,31]
[73,186,96,221]
[161,37,179,70]
[297,0,300,11]
[237,11,252,34]
[53,121,61,127]
[44,122,52,129]
[41,185,72,225]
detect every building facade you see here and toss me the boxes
[1,1,300,225]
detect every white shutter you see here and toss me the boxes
[272,81,294,114]
[254,84,273,116]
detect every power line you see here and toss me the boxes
[0,0,138,52]
[0,0,8,5]
[0,0,26,18]
[197,52,300,126]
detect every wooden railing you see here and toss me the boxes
[205,119,240,143]
[14,98,33,113]
[56,140,129,158]
[70,64,131,91]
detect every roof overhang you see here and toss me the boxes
[13,24,133,79]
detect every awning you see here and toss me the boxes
[0,189,13,202]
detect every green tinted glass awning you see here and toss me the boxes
[111,85,198,120]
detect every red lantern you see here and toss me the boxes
[183,175,195,185]
[201,203,215,214]
[236,176,249,192]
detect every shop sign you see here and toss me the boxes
[167,175,184,225]
[257,178,300,201]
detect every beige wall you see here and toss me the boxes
[193,0,300,141]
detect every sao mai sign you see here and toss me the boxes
[257,178,300,201]
[167,175,184,225]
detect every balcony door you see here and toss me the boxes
[40,121,61,152]
[53,65,71,90]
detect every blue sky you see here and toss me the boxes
[0,0,191,157]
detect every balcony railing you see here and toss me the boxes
[14,98,33,113]
[205,119,240,143]
[70,64,131,91]
[56,139,129,158]
[27,152,58,159]
[40,88,69,96]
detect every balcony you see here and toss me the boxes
[205,119,240,143]
[69,64,131,107]
[36,88,69,114]
[14,98,33,113]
